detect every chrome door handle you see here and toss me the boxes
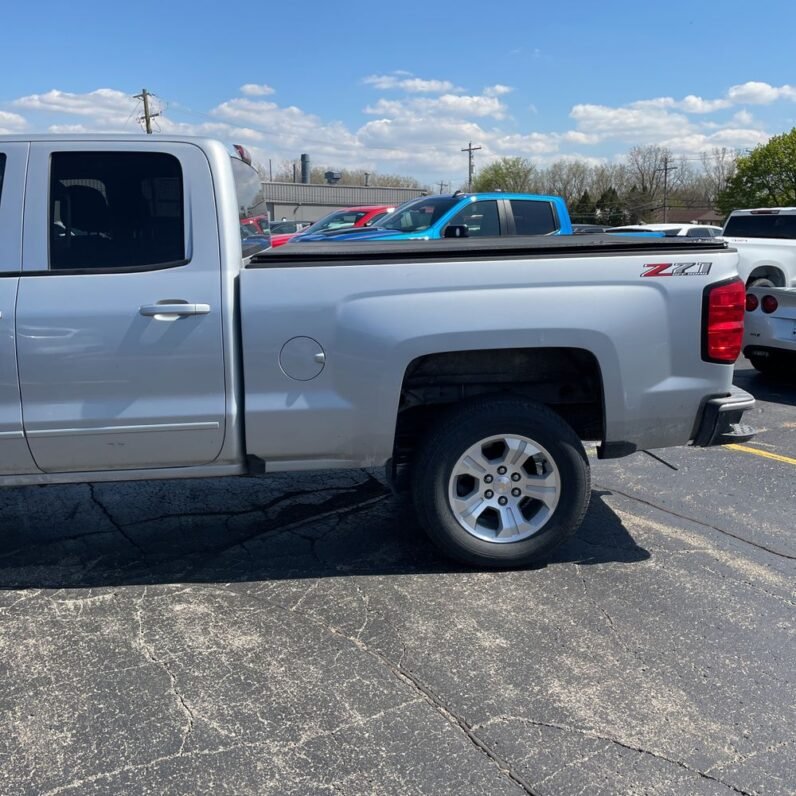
[140,303,211,318]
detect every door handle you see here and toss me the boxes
[140,303,211,318]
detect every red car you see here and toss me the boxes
[273,205,395,247]
[240,214,270,235]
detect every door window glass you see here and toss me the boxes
[448,201,500,236]
[49,151,185,270]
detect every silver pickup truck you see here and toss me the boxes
[0,134,755,567]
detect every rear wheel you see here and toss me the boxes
[749,352,792,375]
[412,397,590,568]
[748,277,776,288]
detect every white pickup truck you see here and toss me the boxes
[0,134,755,567]
[722,207,796,287]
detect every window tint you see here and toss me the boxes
[686,227,710,237]
[510,200,557,235]
[723,213,796,239]
[448,200,500,236]
[49,152,185,271]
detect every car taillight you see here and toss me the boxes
[761,295,778,314]
[703,279,745,363]
[745,293,759,312]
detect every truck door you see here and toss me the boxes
[0,143,38,475]
[16,142,227,473]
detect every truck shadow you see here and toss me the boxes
[0,478,649,591]
[734,362,796,407]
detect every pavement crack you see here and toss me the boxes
[473,716,754,796]
[597,482,795,561]
[575,564,631,655]
[88,483,148,557]
[238,589,535,795]
[134,587,195,753]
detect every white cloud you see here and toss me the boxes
[0,110,27,132]
[484,84,513,97]
[13,88,134,118]
[727,81,796,104]
[491,132,559,156]
[629,95,731,114]
[365,92,508,120]
[362,73,459,93]
[571,103,691,138]
[561,130,601,145]
[240,83,275,97]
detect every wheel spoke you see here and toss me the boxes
[523,471,558,507]
[496,505,531,538]
[454,453,490,479]
[452,494,488,529]
[502,437,539,466]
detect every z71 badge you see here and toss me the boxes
[641,262,713,277]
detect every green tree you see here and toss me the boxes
[571,190,596,223]
[717,128,796,214]
[596,187,624,226]
[472,157,539,192]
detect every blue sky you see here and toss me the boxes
[2,0,796,184]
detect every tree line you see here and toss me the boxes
[258,128,796,222]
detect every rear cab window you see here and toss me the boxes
[724,213,796,239]
[509,200,558,235]
[49,151,185,271]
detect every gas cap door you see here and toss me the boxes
[279,336,326,381]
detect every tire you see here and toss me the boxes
[749,353,791,375]
[412,397,590,568]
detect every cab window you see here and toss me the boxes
[510,200,557,235]
[49,151,185,271]
[448,200,500,236]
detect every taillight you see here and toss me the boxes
[761,294,779,314]
[745,293,759,312]
[703,279,745,363]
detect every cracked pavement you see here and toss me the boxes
[1,361,794,795]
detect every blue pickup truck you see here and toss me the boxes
[294,192,573,242]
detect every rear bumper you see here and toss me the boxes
[692,386,756,447]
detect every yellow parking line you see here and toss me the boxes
[725,443,796,466]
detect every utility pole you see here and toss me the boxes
[655,155,678,222]
[437,180,448,194]
[461,142,482,192]
[364,172,370,187]
[134,88,160,134]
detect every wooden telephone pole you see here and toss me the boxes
[461,142,482,191]
[134,88,160,134]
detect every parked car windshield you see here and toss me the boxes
[723,213,796,239]
[379,196,459,232]
[307,210,368,232]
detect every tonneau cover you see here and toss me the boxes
[250,234,730,267]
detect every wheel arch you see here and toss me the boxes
[390,346,605,488]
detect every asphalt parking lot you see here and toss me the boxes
[1,359,793,796]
